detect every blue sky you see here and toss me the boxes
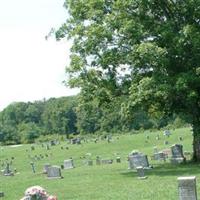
[0,0,79,111]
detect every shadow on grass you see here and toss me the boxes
[120,162,200,178]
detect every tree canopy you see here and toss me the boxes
[56,0,200,160]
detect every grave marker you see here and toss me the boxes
[96,156,101,165]
[64,159,74,169]
[136,166,147,179]
[87,160,93,166]
[47,165,62,179]
[153,152,166,161]
[0,192,4,198]
[101,159,113,164]
[128,152,150,169]
[30,162,36,173]
[116,157,121,163]
[43,163,51,174]
[178,176,197,200]
[171,144,185,164]
[3,163,13,176]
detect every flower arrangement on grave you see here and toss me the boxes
[20,186,57,200]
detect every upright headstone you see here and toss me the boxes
[116,157,121,163]
[179,136,183,141]
[163,130,171,137]
[164,141,169,145]
[0,192,4,198]
[171,144,185,164]
[64,159,74,169]
[153,146,158,154]
[128,152,150,169]
[43,164,51,174]
[76,138,81,144]
[107,135,112,143]
[178,176,197,200]
[153,152,166,161]
[50,140,56,146]
[47,165,62,179]
[3,163,13,176]
[96,156,101,165]
[136,166,147,179]
[86,160,93,166]
[30,162,36,173]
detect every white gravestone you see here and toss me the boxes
[64,159,74,169]
[47,166,62,179]
[178,176,197,200]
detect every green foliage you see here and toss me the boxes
[56,0,200,160]
[0,96,78,144]
[18,122,41,144]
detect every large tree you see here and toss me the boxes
[56,0,200,160]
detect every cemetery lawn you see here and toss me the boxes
[1,127,200,200]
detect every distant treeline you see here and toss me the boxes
[0,95,186,144]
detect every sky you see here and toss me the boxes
[0,0,79,111]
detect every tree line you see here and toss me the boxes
[0,95,185,145]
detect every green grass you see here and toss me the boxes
[1,127,200,200]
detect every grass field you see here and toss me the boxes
[1,127,200,200]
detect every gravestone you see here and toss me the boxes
[179,136,183,141]
[3,163,13,176]
[71,138,81,144]
[171,144,185,164]
[64,159,74,169]
[153,146,158,154]
[86,160,93,166]
[50,140,56,146]
[162,149,171,157]
[101,159,113,164]
[43,164,51,174]
[96,156,101,165]
[128,152,150,169]
[107,135,112,143]
[136,166,147,179]
[0,192,4,197]
[47,165,62,179]
[164,141,169,145]
[178,176,197,200]
[116,157,121,163]
[76,138,81,144]
[163,130,171,137]
[30,162,36,173]
[153,152,166,161]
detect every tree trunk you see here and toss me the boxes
[192,122,200,162]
